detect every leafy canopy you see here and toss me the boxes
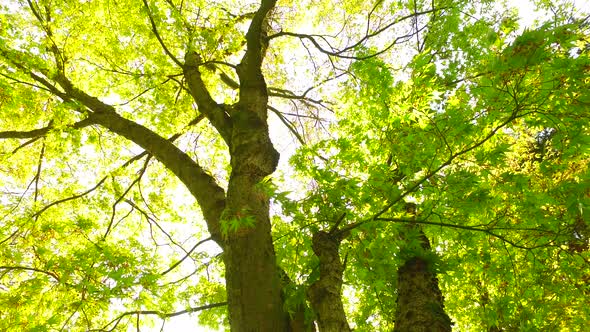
[0,0,589,331]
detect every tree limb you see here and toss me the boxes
[0,118,95,139]
[14,63,228,244]
[183,51,233,144]
[141,0,183,67]
[374,217,556,250]
[95,302,228,332]
[0,265,60,282]
[161,237,212,275]
[269,8,444,59]
[236,0,277,110]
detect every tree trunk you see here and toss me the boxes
[307,231,351,332]
[223,121,286,330]
[394,225,452,332]
[218,0,290,329]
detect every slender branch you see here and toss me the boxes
[161,237,213,275]
[31,148,152,219]
[96,302,227,332]
[31,177,108,219]
[0,118,94,139]
[26,0,66,72]
[141,0,183,67]
[374,217,554,250]
[269,8,444,59]
[103,156,152,239]
[10,137,43,154]
[268,88,325,105]
[60,301,83,332]
[268,105,305,145]
[0,230,19,246]
[0,265,60,282]
[0,71,52,93]
[124,198,189,253]
[33,139,45,202]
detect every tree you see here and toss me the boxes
[0,0,588,331]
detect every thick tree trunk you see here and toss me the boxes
[218,0,289,329]
[223,212,285,331]
[307,231,351,332]
[223,118,286,330]
[394,226,452,332]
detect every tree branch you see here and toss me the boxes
[31,177,108,219]
[269,8,444,59]
[235,0,277,110]
[0,265,60,282]
[96,302,227,332]
[0,118,95,139]
[16,63,228,244]
[268,105,305,145]
[183,51,233,144]
[374,217,555,250]
[103,156,152,239]
[141,0,183,67]
[161,237,212,276]
[86,110,227,244]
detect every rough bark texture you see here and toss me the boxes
[394,224,452,332]
[222,112,283,331]
[307,231,351,332]
[224,176,284,331]
[186,0,288,329]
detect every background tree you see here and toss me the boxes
[0,0,588,331]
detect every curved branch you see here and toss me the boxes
[269,8,444,59]
[183,51,233,144]
[268,88,325,105]
[0,71,52,93]
[0,118,94,139]
[31,146,154,220]
[103,156,152,239]
[268,105,305,145]
[31,176,108,219]
[141,0,183,67]
[96,301,227,332]
[374,217,555,250]
[22,65,227,244]
[161,237,213,275]
[0,265,60,282]
[86,110,227,244]
[125,198,191,254]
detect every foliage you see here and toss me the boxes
[0,0,589,331]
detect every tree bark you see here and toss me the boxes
[194,0,288,329]
[307,231,351,332]
[394,225,452,332]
